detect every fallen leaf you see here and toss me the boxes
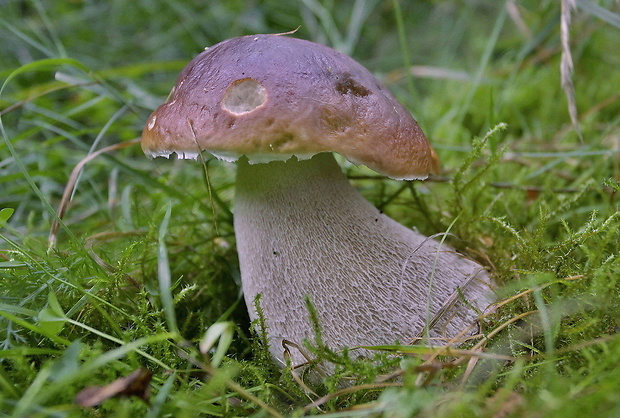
[74,368,152,407]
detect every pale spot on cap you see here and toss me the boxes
[147,115,157,130]
[222,78,267,115]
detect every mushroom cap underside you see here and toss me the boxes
[141,34,439,180]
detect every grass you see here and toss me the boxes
[1,0,619,416]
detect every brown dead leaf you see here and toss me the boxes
[74,368,152,407]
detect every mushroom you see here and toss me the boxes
[141,34,494,368]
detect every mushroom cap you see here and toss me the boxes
[141,34,439,180]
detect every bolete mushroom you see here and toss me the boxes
[141,34,494,368]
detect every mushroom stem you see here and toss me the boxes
[234,152,493,366]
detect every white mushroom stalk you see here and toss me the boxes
[235,152,492,366]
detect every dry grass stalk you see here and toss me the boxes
[48,138,141,248]
[561,0,583,140]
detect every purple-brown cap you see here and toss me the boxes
[141,34,439,180]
